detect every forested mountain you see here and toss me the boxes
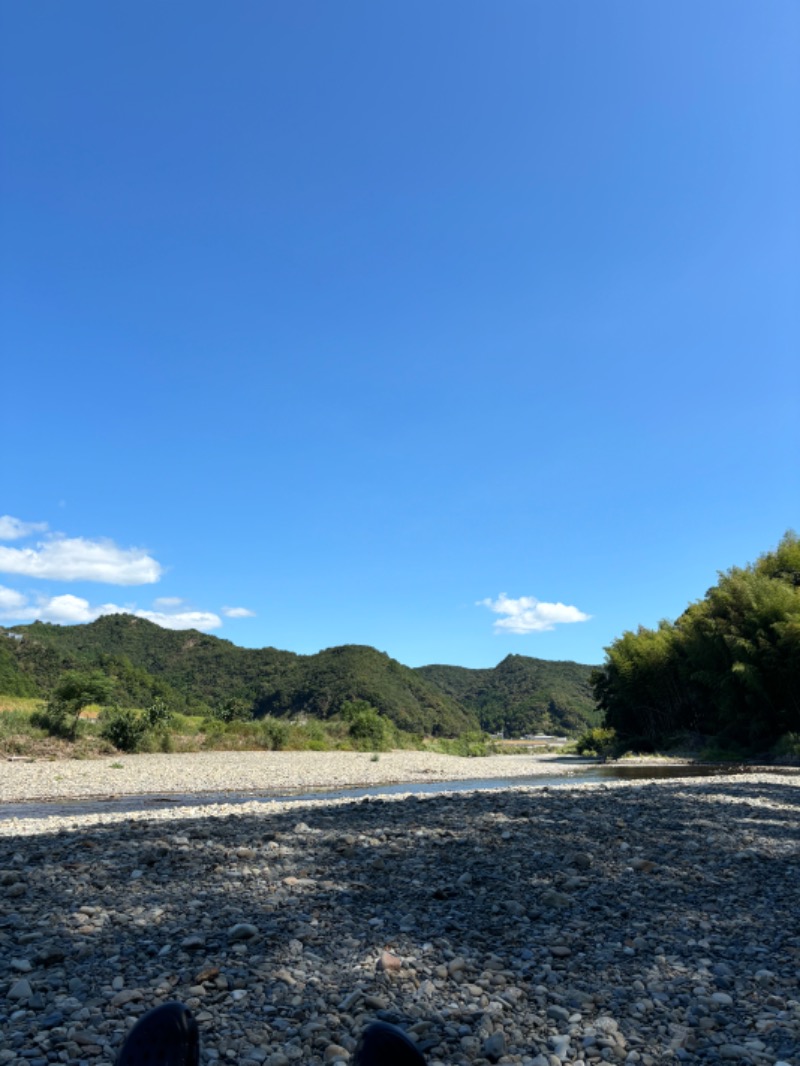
[593,532,800,748]
[254,644,474,736]
[417,655,600,736]
[0,614,598,737]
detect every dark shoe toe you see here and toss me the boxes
[116,1002,199,1066]
[353,1022,426,1066]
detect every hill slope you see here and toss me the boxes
[1,616,598,736]
[0,616,474,736]
[417,654,600,736]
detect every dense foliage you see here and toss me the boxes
[0,615,599,738]
[417,654,599,736]
[36,669,115,739]
[0,637,37,697]
[592,532,800,749]
[253,644,475,736]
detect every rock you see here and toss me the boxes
[541,890,572,908]
[549,1035,571,1061]
[711,992,733,1006]
[228,923,258,941]
[110,989,143,1007]
[6,979,32,1002]
[378,951,402,972]
[10,959,31,973]
[630,859,655,873]
[39,1012,64,1029]
[181,935,206,950]
[484,1032,506,1061]
[324,1046,350,1062]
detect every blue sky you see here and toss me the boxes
[1,2,798,668]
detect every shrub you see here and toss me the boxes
[99,707,150,753]
[259,718,289,750]
[772,732,800,763]
[31,701,74,739]
[341,700,393,751]
[144,699,174,730]
[212,698,253,723]
[574,726,618,759]
[428,731,493,757]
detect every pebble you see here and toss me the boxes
[228,923,258,942]
[0,765,797,1066]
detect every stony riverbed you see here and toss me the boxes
[1,771,798,1066]
[0,751,592,804]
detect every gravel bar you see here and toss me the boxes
[0,751,594,804]
[0,763,797,1066]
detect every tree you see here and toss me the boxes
[341,699,394,750]
[44,670,115,739]
[592,533,800,749]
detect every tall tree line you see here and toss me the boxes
[592,532,800,748]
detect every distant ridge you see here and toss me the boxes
[0,614,599,737]
[416,654,600,736]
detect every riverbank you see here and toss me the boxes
[1,772,798,1066]
[0,750,602,804]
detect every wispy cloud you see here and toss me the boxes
[0,515,49,541]
[153,596,183,608]
[0,534,162,585]
[479,593,591,634]
[222,606,256,618]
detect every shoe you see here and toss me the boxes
[116,1002,200,1066]
[353,1022,427,1066]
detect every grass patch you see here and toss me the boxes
[0,698,504,759]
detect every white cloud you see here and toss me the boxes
[30,596,126,625]
[0,536,162,585]
[0,515,48,541]
[479,593,591,634]
[0,592,127,625]
[0,590,221,632]
[0,585,28,611]
[154,596,184,608]
[133,609,222,632]
[222,606,256,618]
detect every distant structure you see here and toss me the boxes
[492,732,568,745]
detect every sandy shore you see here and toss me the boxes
[0,750,596,804]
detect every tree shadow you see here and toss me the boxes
[1,780,798,1063]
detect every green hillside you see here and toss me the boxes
[417,654,600,736]
[4,615,295,711]
[0,615,598,737]
[0,635,38,698]
[254,643,475,736]
[0,616,476,736]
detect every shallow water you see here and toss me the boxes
[0,762,773,822]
